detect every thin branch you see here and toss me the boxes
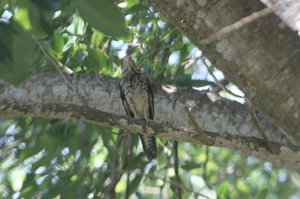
[199,5,278,45]
[0,139,25,150]
[181,50,202,70]
[202,58,244,98]
[32,36,74,90]
[132,32,147,55]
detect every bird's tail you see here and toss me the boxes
[140,135,157,161]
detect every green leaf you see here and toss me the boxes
[39,176,52,190]
[74,0,127,37]
[14,7,32,31]
[90,28,104,47]
[51,30,64,55]
[126,0,140,8]
[18,147,42,161]
[19,185,36,198]
[83,48,107,71]
[100,130,115,153]
[127,175,143,196]
[217,181,230,197]
[181,161,203,170]
[237,180,251,193]
[0,0,8,10]
[31,0,61,11]
[124,4,147,15]
[164,41,184,50]
[27,3,48,38]
[31,155,52,171]
[119,0,142,11]
[255,189,268,199]
[173,74,216,87]
[0,21,34,85]
[191,79,216,87]
[66,15,85,35]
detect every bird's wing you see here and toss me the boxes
[146,78,154,120]
[119,81,134,118]
[142,77,157,160]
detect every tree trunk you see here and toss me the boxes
[147,0,300,143]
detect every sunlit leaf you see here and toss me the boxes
[237,180,251,193]
[14,7,31,31]
[127,0,140,8]
[90,28,104,47]
[51,30,64,55]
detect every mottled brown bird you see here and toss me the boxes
[119,55,157,160]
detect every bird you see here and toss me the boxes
[119,55,157,160]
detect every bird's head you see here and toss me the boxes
[121,55,136,73]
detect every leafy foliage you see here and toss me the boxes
[0,0,300,198]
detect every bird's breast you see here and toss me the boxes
[131,88,148,116]
[121,70,150,117]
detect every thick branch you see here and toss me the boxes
[147,0,300,142]
[261,0,300,33]
[0,73,299,171]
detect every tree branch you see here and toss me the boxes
[0,73,299,171]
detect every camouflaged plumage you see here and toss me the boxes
[119,56,157,160]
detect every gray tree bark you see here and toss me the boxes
[0,73,300,171]
[147,0,300,143]
[261,0,300,33]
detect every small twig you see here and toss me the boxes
[35,37,89,105]
[184,107,213,145]
[0,139,25,150]
[181,50,202,70]
[32,36,74,90]
[211,79,230,93]
[133,32,147,55]
[33,37,74,75]
[200,5,278,45]
[202,58,244,98]
[250,107,280,154]
[173,141,182,199]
